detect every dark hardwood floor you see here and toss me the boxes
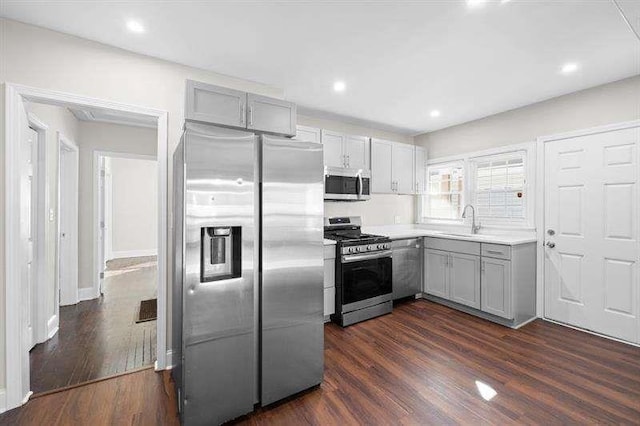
[29,256,158,394]
[4,299,640,425]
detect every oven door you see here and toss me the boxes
[339,253,392,313]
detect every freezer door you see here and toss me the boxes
[182,123,258,425]
[261,136,324,406]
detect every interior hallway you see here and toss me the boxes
[29,256,158,394]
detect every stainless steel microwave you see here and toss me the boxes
[324,167,371,201]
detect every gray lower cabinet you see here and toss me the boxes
[481,257,512,319]
[449,252,481,309]
[185,80,296,136]
[424,246,480,309]
[424,237,536,328]
[424,249,449,298]
[392,238,423,299]
[323,245,336,319]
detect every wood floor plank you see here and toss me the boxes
[4,299,639,425]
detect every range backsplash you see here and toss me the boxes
[324,194,415,226]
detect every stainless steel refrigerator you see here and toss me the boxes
[172,122,324,425]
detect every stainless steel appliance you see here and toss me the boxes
[324,217,393,326]
[324,167,371,201]
[172,122,324,425]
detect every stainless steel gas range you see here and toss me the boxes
[324,217,392,326]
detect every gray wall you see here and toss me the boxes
[415,75,640,159]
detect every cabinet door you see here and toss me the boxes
[371,139,394,193]
[321,130,345,168]
[344,135,369,170]
[449,253,481,309]
[481,258,512,319]
[392,143,415,194]
[414,146,427,194]
[185,80,247,128]
[424,249,449,298]
[247,94,296,136]
[294,125,321,143]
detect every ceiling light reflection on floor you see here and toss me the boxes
[475,380,497,401]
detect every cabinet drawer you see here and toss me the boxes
[323,258,335,289]
[425,237,480,256]
[481,243,511,260]
[324,287,335,316]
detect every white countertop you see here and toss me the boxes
[361,225,537,246]
[323,238,336,246]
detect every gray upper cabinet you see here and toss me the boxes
[344,135,369,170]
[185,80,296,136]
[185,80,246,128]
[247,93,296,136]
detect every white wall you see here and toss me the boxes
[77,121,157,289]
[23,102,80,332]
[109,157,158,259]
[298,115,417,226]
[415,75,640,159]
[0,18,285,391]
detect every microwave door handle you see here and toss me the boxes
[357,173,363,198]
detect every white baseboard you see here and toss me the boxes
[109,249,158,260]
[164,349,175,370]
[0,388,6,414]
[78,286,99,301]
[47,315,59,339]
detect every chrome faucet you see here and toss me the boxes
[462,204,481,234]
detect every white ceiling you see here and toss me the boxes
[2,0,639,135]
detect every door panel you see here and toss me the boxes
[393,143,415,194]
[321,130,344,168]
[261,136,324,406]
[344,135,369,170]
[425,249,448,298]
[371,139,394,193]
[21,117,37,350]
[481,258,512,319]
[545,126,639,343]
[449,253,481,309]
[247,94,296,136]
[185,80,247,128]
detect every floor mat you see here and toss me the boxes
[136,298,157,323]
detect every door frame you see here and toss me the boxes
[57,133,79,307]
[535,119,640,327]
[93,151,157,297]
[3,82,169,411]
[25,113,50,346]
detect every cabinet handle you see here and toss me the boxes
[249,106,253,125]
[240,105,245,124]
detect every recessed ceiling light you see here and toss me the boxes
[467,0,486,8]
[560,62,579,74]
[333,81,346,92]
[430,110,441,118]
[126,20,145,34]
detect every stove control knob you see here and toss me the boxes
[367,245,374,251]
[378,244,384,250]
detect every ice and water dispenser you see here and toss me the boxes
[200,226,241,282]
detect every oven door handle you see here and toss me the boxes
[342,250,392,263]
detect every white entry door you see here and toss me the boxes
[544,125,639,343]
[20,105,37,351]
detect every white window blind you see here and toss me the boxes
[425,163,464,220]
[472,153,526,220]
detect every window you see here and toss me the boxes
[425,162,464,220]
[471,152,526,222]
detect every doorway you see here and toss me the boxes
[541,122,640,344]
[3,83,168,410]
